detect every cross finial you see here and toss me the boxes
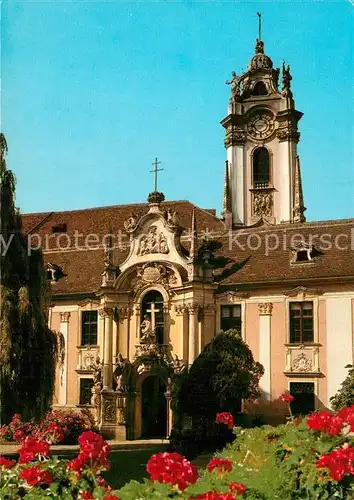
[150,157,163,192]
[257,12,262,40]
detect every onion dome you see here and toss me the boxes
[248,39,273,72]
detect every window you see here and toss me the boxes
[289,302,314,344]
[46,263,65,282]
[79,378,94,405]
[293,248,314,263]
[81,311,98,345]
[52,223,67,233]
[220,305,242,333]
[289,382,315,416]
[253,147,270,187]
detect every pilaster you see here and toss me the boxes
[59,312,70,406]
[258,303,273,400]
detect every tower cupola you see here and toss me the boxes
[221,14,305,227]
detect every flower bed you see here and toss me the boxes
[0,409,94,445]
[2,406,354,498]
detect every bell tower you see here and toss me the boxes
[221,17,306,227]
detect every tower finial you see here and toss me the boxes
[222,160,232,214]
[222,160,233,229]
[293,155,306,223]
[190,207,198,260]
[257,12,262,41]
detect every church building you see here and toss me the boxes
[22,32,354,439]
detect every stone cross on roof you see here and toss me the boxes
[150,157,163,193]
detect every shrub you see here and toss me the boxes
[0,409,93,445]
[178,331,264,421]
[175,330,263,453]
[330,364,354,411]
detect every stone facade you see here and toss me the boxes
[21,34,354,439]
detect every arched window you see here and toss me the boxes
[253,147,270,187]
[141,290,164,344]
[252,81,268,96]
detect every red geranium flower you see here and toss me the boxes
[18,437,50,463]
[207,457,233,474]
[0,457,16,469]
[215,412,234,429]
[229,481,247,496]
[19,465,53,486]
[147,451,198,491]
[316,444,354,481]
[13,429,26,442]
[190,492,235,500]
[103,495,120,500]
[280,392,294,403]
[80,492,94,500]
[306,411,344,436]
[67,455,86,473]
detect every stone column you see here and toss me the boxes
[258,303,273,401]
[59,312,70,406]
[102,308,114,390]
[203,305,216,348]
[165,379,173,439]
[98,311,105,360]
[99,307,117,439]
[187,304,199,366]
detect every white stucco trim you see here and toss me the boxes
[259,314,271,400]
[326,297,353,406]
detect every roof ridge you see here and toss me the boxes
[21,200,195,217]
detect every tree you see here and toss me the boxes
[178,330,264,422]
[0,133,61,424]
[330,364,354,411]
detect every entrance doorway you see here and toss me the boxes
[141,375,167,438]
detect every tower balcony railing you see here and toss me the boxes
[254,181,270,189]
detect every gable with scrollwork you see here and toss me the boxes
[119,206,189,276]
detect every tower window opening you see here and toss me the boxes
[253,147,270,187]
[252,81,268,96]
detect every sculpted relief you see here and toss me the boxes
[253,191,273,217]
[137,226,169,255]
[133,262,177,295]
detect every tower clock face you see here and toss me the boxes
[247,112,274,140]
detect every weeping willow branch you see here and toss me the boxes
[0,133,59,424]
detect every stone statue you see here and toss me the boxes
[140,315,155,344]
[226,71,241,99]
[91,383,102,425]
[124,213,138,232]
[170,354,184,375]
[281,62,292,97]
[166,209,180,226]
[92,356,103,386]
[90,356,103,425]
[115,353,126,393]
[158,232,168,253]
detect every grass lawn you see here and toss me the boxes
[101,446,165,490]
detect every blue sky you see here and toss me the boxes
[2,0,353,221]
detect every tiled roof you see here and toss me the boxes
[21,202,354,295]
[213,218,354,287]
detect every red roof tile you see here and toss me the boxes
[20,203,354,295]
